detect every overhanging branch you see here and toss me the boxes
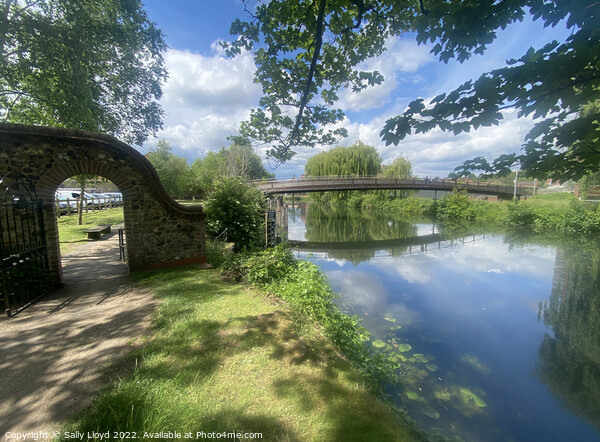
[290,0,326,144]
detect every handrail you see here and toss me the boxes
[253,176,532,196]
[207,228,228,242]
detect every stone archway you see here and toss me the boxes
[0,123,206,281]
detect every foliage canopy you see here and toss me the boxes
[226,0,599,179]
[190,142,274,197]
[146,140,190,197]
[304,141,382,177]
[204,176,267,251]
[0,0,167,145]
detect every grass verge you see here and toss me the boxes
[57,208,124,255]
[58,267,426,441]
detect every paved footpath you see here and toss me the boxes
[0,232,156,440]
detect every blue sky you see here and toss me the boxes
[141,1,571,178]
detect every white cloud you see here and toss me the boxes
[269,107,535,178]
[163,47,260,111]
[326,106,536,178]
[327,270,390,313]
[146,46,262,156]
[338,38,434,112]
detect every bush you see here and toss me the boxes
[205,239,232,268]
[506,202,537,227]
[243,245,297,285]
[562,199,600,233]
[503,197,600,234]
[532,206,563,232]
[435,189,472,222]
[204,177,267,252]
[379,197,436,216]
[467,199,507,223]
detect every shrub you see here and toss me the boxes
[435,189,472,222]
[204,177,266,252]
[562,199,600,233]
[381,197,436,216]
[205,239,232,268]
[243,245,297,285]
[506,201,537,227]
[532,206,563,232]
[467,199,507,223]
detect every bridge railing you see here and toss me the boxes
[253,176,533,196]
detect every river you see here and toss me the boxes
[287,204,600,442]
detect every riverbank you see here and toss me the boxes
[299,192,600,236]
[58,266,427,441]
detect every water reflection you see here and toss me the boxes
[288,205,600,442]
[290,205,496,265]
[537,245,600,432]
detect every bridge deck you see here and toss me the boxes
[255,177,532,198]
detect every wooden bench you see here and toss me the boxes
[85,224,112,240]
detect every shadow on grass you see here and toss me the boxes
[60,267,426,441]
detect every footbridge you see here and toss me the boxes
[255,177,533,199]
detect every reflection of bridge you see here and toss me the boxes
[256,177,532,198]
[290,233,494,259]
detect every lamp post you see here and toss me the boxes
[513,169,519,199]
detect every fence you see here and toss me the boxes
[55,195,123,216]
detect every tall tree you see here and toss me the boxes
[222,142,275,180]
[0,0,167,145]
[225,1,599,179]
[305,141,382,177]
[146,140,190,198]
[224,0,411,163]
[381,155,413,197]
[73,173,96,225]
[381,156,413,178]
[189,142,274,197]
[305,141,382,202]
[190,151,226,198]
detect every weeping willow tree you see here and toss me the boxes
[305,141,382,177]
[382,155,414,198]
[305,141,382,204]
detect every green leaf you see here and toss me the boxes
[397,343,412,352]
[405,391,426,402]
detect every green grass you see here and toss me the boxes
[57,208,124,255]
[58,267,426,441]
[523,192,575,208]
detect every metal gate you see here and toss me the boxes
[0,172,53,317]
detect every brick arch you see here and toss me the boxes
[0,123,206,280]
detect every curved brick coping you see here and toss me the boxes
[0,123,204,219]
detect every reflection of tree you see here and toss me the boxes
[305,205,417,243]
[288,204,307,224]
[297,205,496,265]
[303,205,417,264]
[537,245,600,431]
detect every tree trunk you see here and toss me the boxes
[78,181,85,225]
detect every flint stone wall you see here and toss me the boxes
[0,123,206,279]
